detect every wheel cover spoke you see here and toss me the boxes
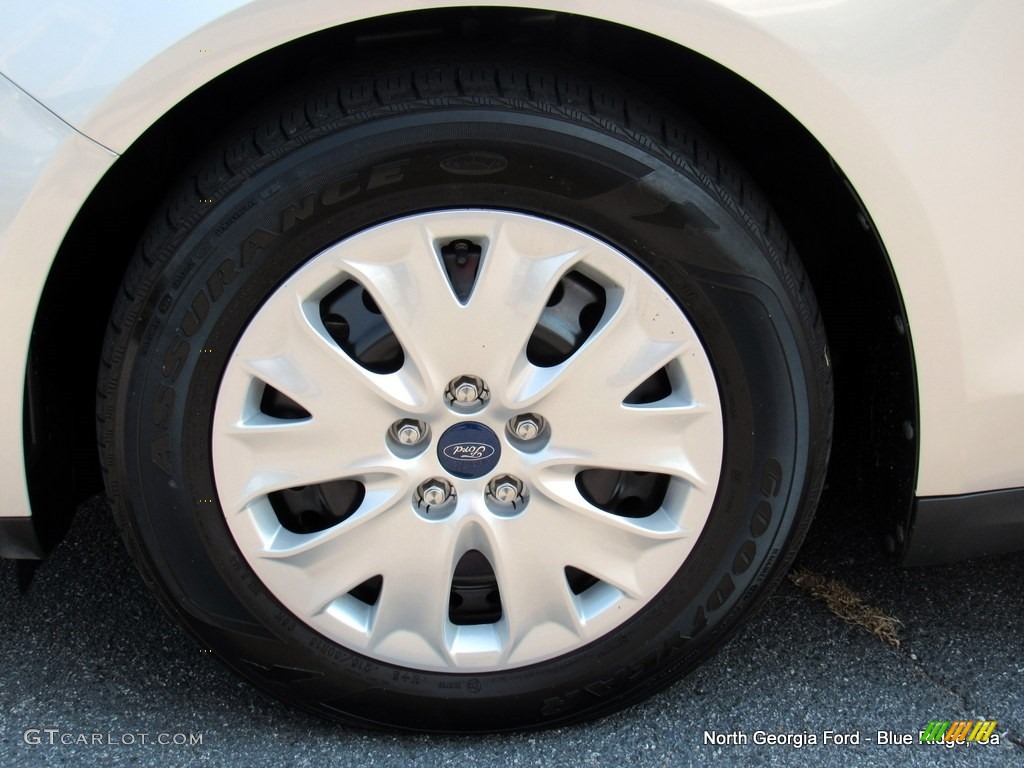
[339,214,582,392]
[213,210,723,672]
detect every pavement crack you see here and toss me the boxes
[904,656,973,710]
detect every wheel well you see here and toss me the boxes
[28,7,916,554]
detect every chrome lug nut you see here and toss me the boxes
[487,475,525,506]
[510,413,545,441]
[398,425,421,444]
[455,382,479,402]
[392,419,426,445]
[446,375,489,408]
[388,419,429,453]
[494,482,519,503]
[417,478,454,508]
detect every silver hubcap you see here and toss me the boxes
[212,210,723,672]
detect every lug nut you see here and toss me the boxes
[422,485,447,506]
[417,478,454,508]
[397,421,424,444]
[398,424,422,444]
[510,413,545,441]
[446,375,489,408]
[389,418,429,449]
[487,475,525,507]
[457,382,479,402]
[493,482,520,503]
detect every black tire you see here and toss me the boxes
[98,57,832,732]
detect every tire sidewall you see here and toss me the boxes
[112,106,826,729]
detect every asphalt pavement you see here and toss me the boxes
[1,493,1021,767]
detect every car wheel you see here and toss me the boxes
[98,57,832,731]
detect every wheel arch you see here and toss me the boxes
[25,7,917,557]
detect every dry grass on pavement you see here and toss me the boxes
[788,568,903,648]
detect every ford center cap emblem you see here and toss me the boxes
[438,422,501,479]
